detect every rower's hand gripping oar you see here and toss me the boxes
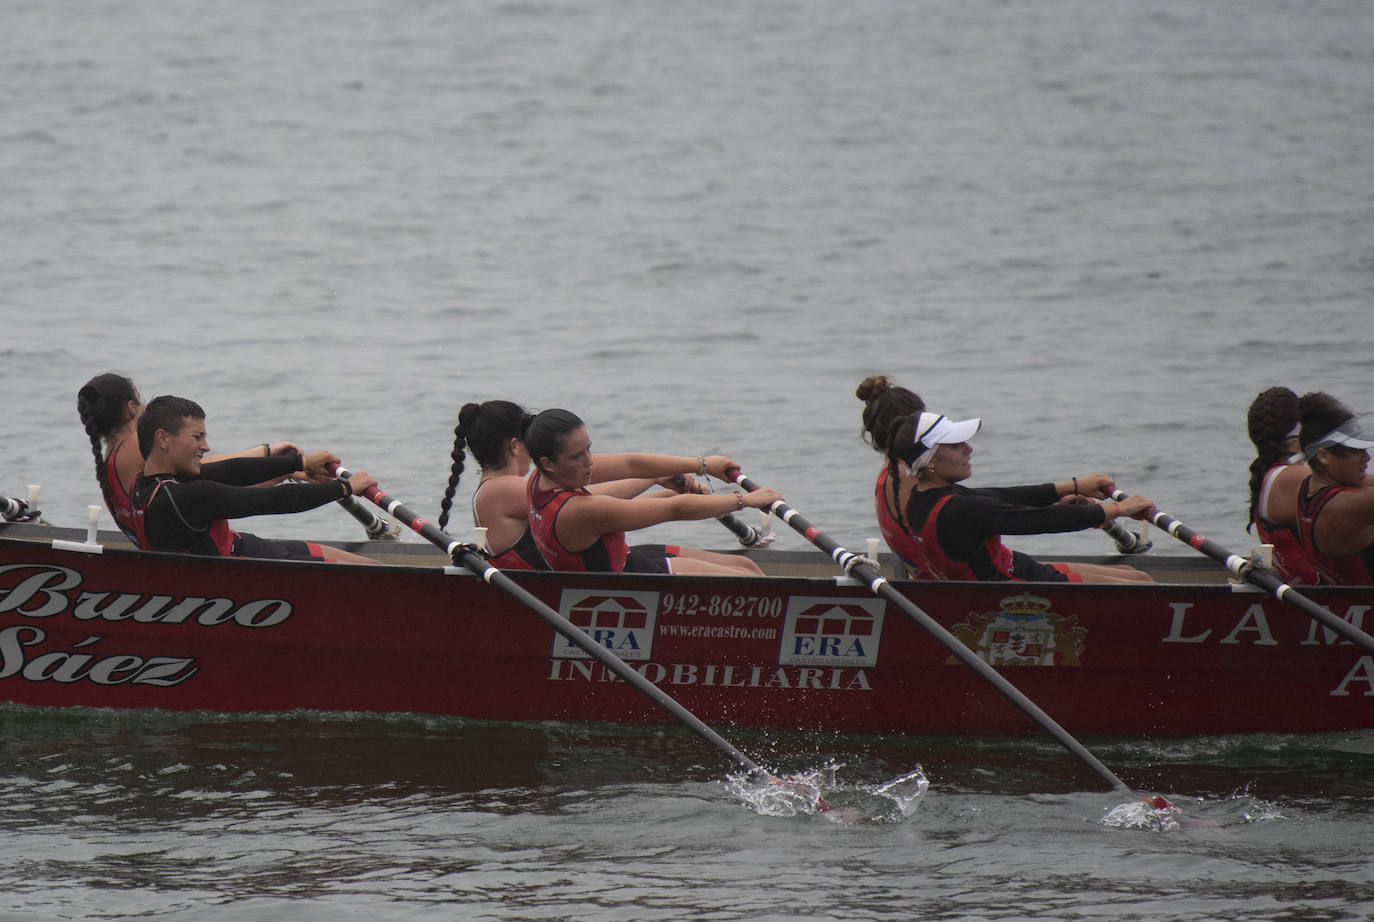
[1109,490,1374,657]
[329,464,776,781]
[726,468,1165,804]
[669,474,774,549]
[1062,483,1150,554]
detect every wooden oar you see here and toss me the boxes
[330,464,766,776]
[1108,490,1374,656]
[726,469,1147,797]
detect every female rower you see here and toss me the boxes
[856,374,927,575]
[437,400,761,572]
[1245,387,1322,584]
[521,408,781,575]
[78,372,304,543]
[1292,392,1374,585]
[437,400,548,569]
[885,410,1156,583]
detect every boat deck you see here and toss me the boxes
[1,520,1234,583]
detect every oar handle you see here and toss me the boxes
[315,462,397,539]
[716,510,772,548]
[730,469,1134,794]
[1107,490,1254,577]
[332,463,764,775]
[336,495,400,539]
[1108,490,1374,656]
[1104,518,1152,554]
[1,495,39,523]
[333,464,469,557]
[671,473,771,547]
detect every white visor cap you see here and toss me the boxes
[1300,418,1374,460]
[912,412,981,470]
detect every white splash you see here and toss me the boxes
[725,763,929,823]
[1100,798,1182,832]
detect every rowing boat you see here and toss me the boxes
[1,522,1370,735]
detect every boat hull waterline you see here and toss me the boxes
[1,527,1371,736]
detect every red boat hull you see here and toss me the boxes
[2,528,1371,736]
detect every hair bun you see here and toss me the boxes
[855,374,892,404]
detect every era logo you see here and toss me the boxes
[778,597,884,667]
[552,589,660,662]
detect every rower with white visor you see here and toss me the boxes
[881,410,1156,583]
[1294,392,1374,585]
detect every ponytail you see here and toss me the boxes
[886,453,906,530]
[76,373,139,507]
[438,399,530,529]
[888,413,922,470]
[437,416,469,530]
[1245,387,1300,529]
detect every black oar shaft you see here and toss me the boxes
[1,495,27,521]
[336,495,396,539]
[669,475,769,548]
[734,471,1132,793]
[335,467,762,774]
[1110,491,1374,656]
[1104,518,1151,554]
[716,511,768,547]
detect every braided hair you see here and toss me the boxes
[880,412,934,531]
[856,375,925,531]
[1245,387,1300,529]
[437,400,527,530]
[76,373,139,506]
